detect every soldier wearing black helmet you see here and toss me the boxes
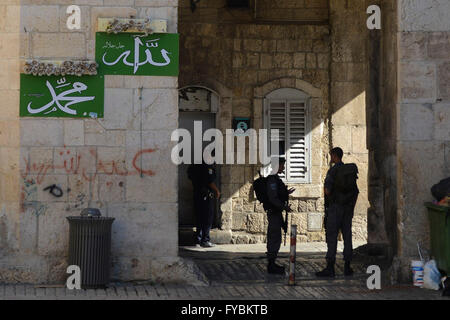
[265,157,295,274]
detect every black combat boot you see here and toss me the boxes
[315,259,335,278]
[344,261,354,276]
[267,259,285,275]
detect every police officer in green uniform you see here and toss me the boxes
[265,157,295,274]
[188,162,221,248]
[316,147,358,277]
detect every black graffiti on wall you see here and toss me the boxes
[43,184,64,198]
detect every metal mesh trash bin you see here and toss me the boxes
[67,210,114,289]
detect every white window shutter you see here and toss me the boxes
[269,102,286,143]
[268,101,286,179]
[287,102,307,182]
[266,92,311,183]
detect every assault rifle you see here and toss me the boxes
[283,202,291,246]
[324,194,329,231]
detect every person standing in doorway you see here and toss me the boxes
[316,147,359,277]
[188,161,221,248]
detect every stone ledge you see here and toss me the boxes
[179,228,233,246]
[210,229,233,244]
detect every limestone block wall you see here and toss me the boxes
[0,0,187,284]
[179,0,371,244]
[329,0,369,241]
[254,0,328,22]
[379,0,399,256]
[394,0,450,280]
[366,0,398,254]
[0,0,22,281]
[179,0,329,24]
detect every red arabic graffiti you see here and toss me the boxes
[21,147,157,185]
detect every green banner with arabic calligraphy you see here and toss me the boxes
[20,74,104,118]
[96,32,179,76]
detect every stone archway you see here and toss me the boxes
[179,79,233,135]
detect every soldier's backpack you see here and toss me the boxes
[253,174,269,206]
[333,163,359,204]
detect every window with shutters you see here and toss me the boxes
[264,88,311,183]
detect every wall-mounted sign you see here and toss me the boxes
[95,32,179,76]
[20,74,104,118]
[97,18,167,34]
[233,117,251,135]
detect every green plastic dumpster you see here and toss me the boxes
[425,202,450,273]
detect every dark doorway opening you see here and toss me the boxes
[178,87,221,245]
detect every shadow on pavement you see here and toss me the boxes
[179,244,384,286]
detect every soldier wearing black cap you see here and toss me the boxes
[316,147,359,277]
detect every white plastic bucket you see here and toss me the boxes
[411,260,424,287]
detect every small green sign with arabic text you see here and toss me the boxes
[20,74,104,118]
[96,32,179,76]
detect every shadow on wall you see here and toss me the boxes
[176,0,376,246]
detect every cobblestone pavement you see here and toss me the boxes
[180,242,370,284]
[0,243,447,300]
[0,282,446,300]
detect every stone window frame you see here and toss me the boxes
[264,88,312,183]
[254,78,323,189]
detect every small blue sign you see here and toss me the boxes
[233,117,251,135]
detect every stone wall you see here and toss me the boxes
[0,0,22,281]
[179,0,329,24]
[255,0,329,22]
[368,0,398,255]
[393,0,450,281]
[179,0,369,244]
[2,0,444,285]
[379,0,399,257]
[345,0,450,282]
[326,0,370,241]
[0,0,201,284]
